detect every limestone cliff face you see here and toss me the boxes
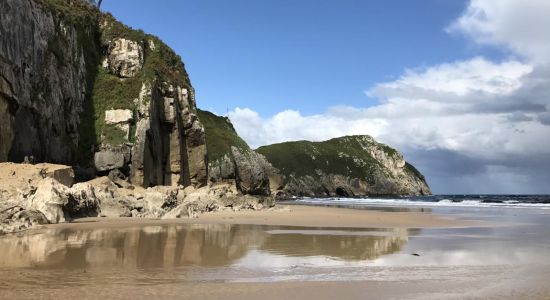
[0,0,95,163]
[197,110,282,196]
[257,135,431,197]
[0,0,207,188]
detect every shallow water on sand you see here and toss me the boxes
[0,206,550,298]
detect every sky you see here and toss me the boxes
[103,0,550,194]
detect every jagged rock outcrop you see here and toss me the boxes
[101,38,143,78]
[0,162,272,235]
[0,162,100,234]
[197,109,282,196]
[257,135,431,197]
[0,0,207,189]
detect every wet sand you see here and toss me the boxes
[4,279,545,300]
[1,204,549,299]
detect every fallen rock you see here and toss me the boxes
[94,150,125,172]
[67,182,101,218]
[29,178,70,223]
[0,207,48,235]
[232,147,271,196]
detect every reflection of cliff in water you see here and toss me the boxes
[261,228,416,261]
[0,224,265,269]
[0,224,414,269]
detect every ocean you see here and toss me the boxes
[292,194,550,209]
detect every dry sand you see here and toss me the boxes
[50,204,478,231]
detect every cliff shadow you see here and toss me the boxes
[74,17,103,181]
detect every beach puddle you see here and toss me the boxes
[0,224,414,271]
[0,224,429,285]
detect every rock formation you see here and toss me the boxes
[0,0,207,189]
[0,0,95,164]
[197,109,282,196]
[257,135,431,197]
[0,163,272,235]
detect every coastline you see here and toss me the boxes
[44,204,478,231]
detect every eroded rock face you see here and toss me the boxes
[198,109,279,196]
[207,148,272,196]
[0,0,95,164]
[130,82,207,188]
[231,147,271,195]
[102,38,143,78]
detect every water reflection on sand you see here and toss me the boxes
[0,224,413,270]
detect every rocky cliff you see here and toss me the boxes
[257,135,431,197]
[0,0,207,188]
[198,109,282,196]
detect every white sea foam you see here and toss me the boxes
[295,197,550,209]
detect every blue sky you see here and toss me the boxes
[104,0,495,115]
[102,0,550,194]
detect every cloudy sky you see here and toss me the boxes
[105,0,550,194]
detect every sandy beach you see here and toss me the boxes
[45,204,477,230]
[1,204,549,300]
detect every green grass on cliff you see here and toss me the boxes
[91,68,141,145]
[34,1,217,165]
[404,162,426,181]
[197,109,250,162]
[102,125,127,146]
[256,136,393,184]
[100,13,193,90]
[86,14,195,147]
[39,0,99,24]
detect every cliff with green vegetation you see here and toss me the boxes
[197,110,249,161]
[198,109,282,196]
[0,0,429,201]
[0,0,207,187]
[257,135,431,197]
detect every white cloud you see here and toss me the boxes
[226,0,550,193]
[231,57,548,157]
[368,57,532,98]
[229,107,387,148]
[447,0,550,63]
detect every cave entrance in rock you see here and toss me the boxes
[335,187,349,197]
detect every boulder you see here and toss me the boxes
[231,147,271,196]
[94,150,125,172]
[29,178,70,223]
[0,207,49,235]
[41,163,75,187]
[67,182,101,218]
